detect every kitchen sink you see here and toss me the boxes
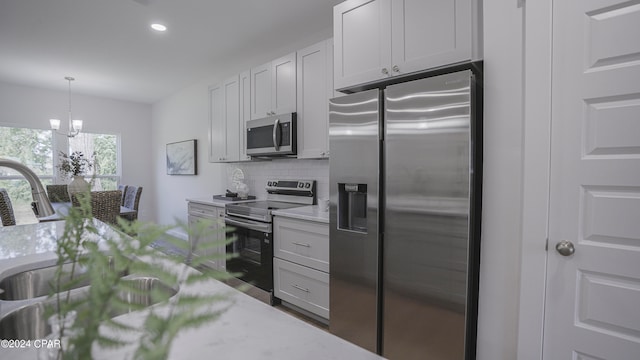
[0,257,127,301]
[0,276,179,340]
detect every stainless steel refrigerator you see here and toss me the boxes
[329,68,482,360]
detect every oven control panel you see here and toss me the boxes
[266,179,315,194]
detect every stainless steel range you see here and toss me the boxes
[225,179,316,300]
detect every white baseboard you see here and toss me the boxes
[165,227,188,241]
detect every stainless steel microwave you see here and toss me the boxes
[246,113,297,157]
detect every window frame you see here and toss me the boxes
[65,130,122,188]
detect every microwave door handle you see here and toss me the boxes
[272,118,281,151]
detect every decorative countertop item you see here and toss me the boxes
[231,168,250,199]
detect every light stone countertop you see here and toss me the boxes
[186,197,258,208]
[0,221,382,360]
[272,205,330,224]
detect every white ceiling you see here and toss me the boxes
[0,0,341,104]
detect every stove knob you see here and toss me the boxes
[267,181,272,186]
[273,181,278,187]
[298,183,304,188]
[305,183,311,188]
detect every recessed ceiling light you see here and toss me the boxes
[151,23,167,32]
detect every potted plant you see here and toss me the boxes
[42,196,235,359]
[57,151,94,198]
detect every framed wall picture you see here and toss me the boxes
[166,139,197,175]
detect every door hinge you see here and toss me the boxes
[545,238,549,251]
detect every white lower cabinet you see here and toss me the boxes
[188,202,226,271]
[273,216,330,320]
[274,258,329,320]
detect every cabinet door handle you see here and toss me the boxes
[292,241,311,247]
[381,67,389,75]
[392,65,400,73]
[291,284,310,293]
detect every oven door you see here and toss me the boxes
[225,215,273,292]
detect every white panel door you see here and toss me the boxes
[271,52,297,115]
[390,0,471,76]
[250,62,271,120]
[333,0,391,90]
[544,0,640,358]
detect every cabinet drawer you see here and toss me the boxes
[274,217,329,272]
[274,258,329,319]
[188,202,219,218]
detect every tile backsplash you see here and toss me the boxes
[225,159,329,201]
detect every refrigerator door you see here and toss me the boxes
[329,89,380,353]
[383,70,473,359]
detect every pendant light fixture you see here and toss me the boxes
[49,76,83,138]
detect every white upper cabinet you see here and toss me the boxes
[208,84,223,162]
[250,52,297,120]
[334,0,391,90]
[390,0,471,75]
[296,39,333,159]
[334,0,473,90]
[238,70,251,162]
[250,62,271,120]
[209,75,240,163]
[271,53,297,115]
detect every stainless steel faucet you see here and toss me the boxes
[0,158,54,217]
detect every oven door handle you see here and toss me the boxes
[225,216,272,233]
[226,211,267,223]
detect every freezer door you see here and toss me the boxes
[329,89,380,353]
[383,70,473,359]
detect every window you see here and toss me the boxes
[0,126,121,224]
[0,126,54,224]
[69,133,120,191]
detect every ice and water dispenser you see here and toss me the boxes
[337,183,368,233]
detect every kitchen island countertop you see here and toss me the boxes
[0,221,381,360]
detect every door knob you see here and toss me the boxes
[555,240,575,256]
[381,68,389,75]
[392,65,400,72]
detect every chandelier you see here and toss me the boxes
[49,76,83,138]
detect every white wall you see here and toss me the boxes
[151,80,227,226]
[151,29,332,227]
[476,3,524,360]
[0,81,155,221]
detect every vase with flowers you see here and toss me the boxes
[57,151,95,199]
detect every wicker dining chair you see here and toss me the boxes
[0,188,16,226]
[117,184,128,206]
[72,190,122,225]
[122,186,143,221]
[46,184,71,203]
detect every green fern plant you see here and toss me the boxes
[46,190,237,359]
